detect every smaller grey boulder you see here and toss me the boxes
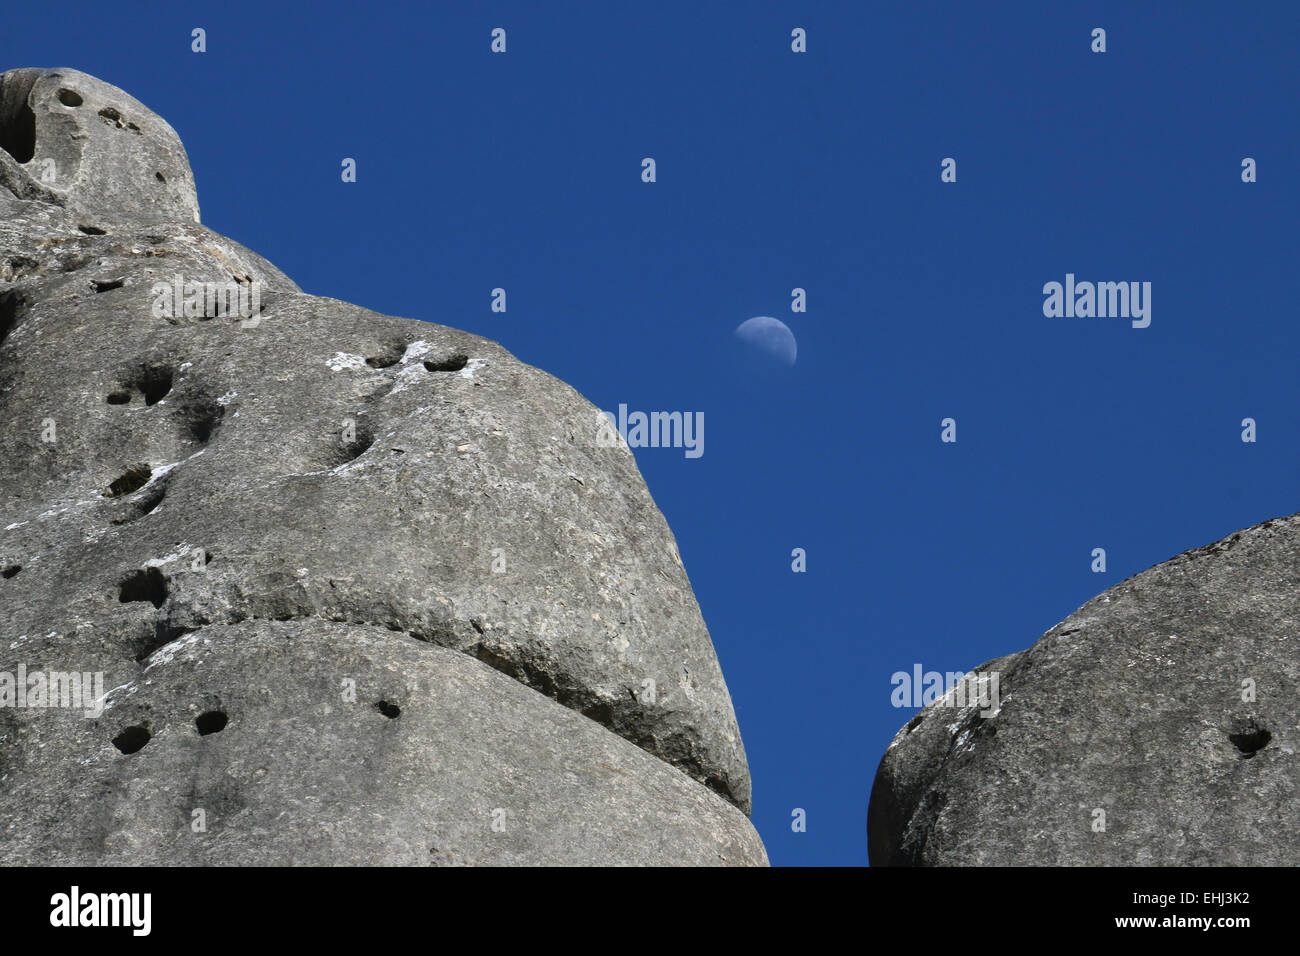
[870,513,1300,866]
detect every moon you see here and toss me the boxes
[734,316,797,366]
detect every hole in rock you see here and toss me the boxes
[424,354,469,373]
[1229,720,1271,758]
[0,289,27,345]
[57,89,83,107]
[136,366,173,405]
[0,90,36,163]
[365,343,406,369]
[333,421,375,465]
[92,278,125,293]
[109,365,174,406]
[155,171,166,183]
[77,224,107,235]
[196,711,228,736]
[112,726,150,754]
[183,398,224,444]
[137,484,165,516]
[111,481,166,525]
[106,465,152,498]
[2,565,20,579]
[375,701,401,719]
[118,567,168,608]
[98,106,121,122]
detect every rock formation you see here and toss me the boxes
[0,68,764,865]
[870,513,1300,866]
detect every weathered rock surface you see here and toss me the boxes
[869,513,1300,866]
[0,68,761,864]
[2,621,765,865]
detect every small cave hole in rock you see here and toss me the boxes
[365,343,406,369]
[118,567,168,608]
[57,89,83,107]
[1228,720,1271,758]
[112,726,150,754]
[106,465,151,498]
[1,565,20,579]
[183,398,224,444]
[77,224,107,235]
[137,366,173,405]
[196,711,228,736]
[0,91,36,163]
[138,484,166,516]
[334,422,375,465]
[375,701,401,719]
[108,365,174,406]
[0,289,27,345]
[92,278,125,293]
[424,354,469,373]
[112,481,166,525]
[155,171,166,183]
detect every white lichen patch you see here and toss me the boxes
[144,631,208,671]
[387,362,427,396]
[145,544,198,568]
[327,352,367,372]
[459,358,488,380]
[401,340,433,362]
[329,457,373,477]
[98,681,137,711]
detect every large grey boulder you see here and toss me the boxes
[869,513,1300,866]
[2,621,764,865]
[0,68,762,864]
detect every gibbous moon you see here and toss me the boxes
[734,316,797,366]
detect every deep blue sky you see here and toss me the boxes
[7,1,1298,865]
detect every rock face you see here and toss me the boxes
[0,68,763,865]
[869,514,1300,866]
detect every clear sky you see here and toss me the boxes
[6,0,1298,865]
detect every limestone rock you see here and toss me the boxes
[869,514,1300,866]
[0,68,200,225]
[0,68,760,864]
[3,621,764,866]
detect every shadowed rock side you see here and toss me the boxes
[869,513,1300,866]
[0,68,762,865]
